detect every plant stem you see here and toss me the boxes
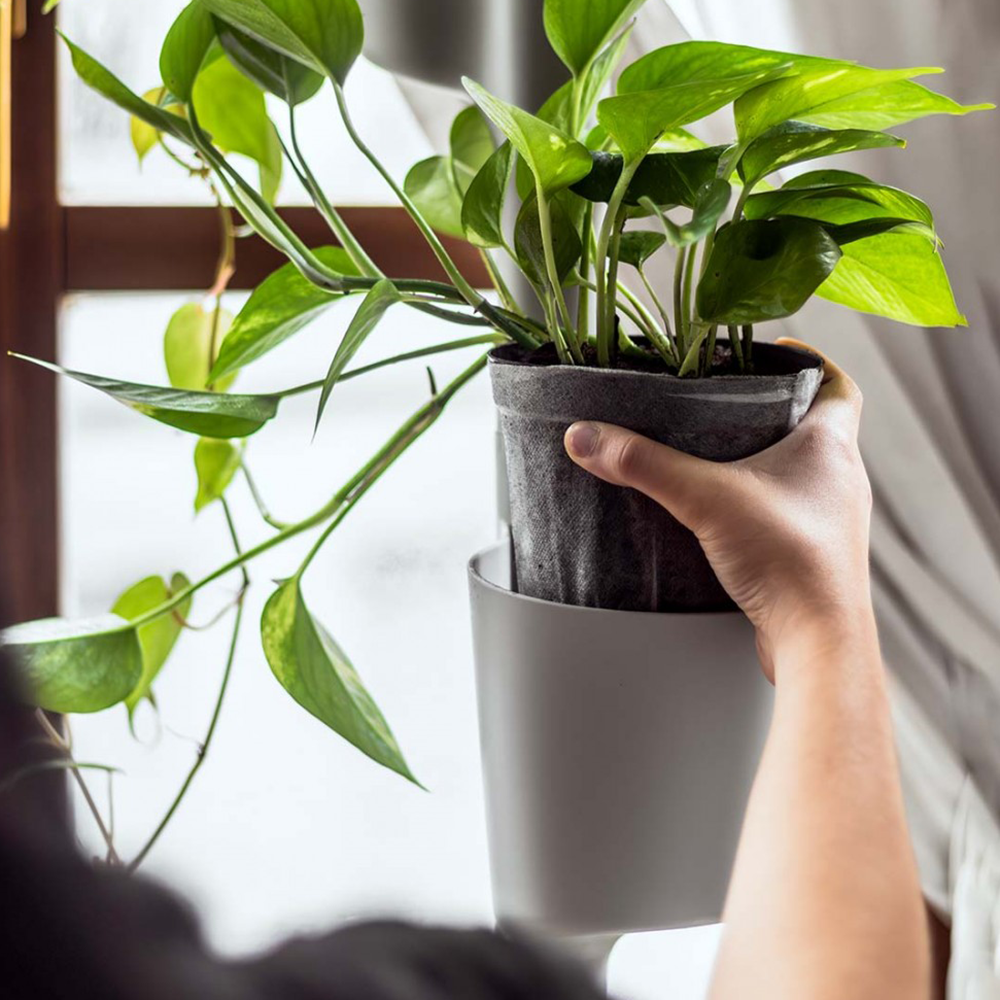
[742,323,754,370]
[728,323,745,372]
[241,459,291,530]
[127,499,246,875]
[479,249,521,316]
[288,104,382,279]
[595,163,640,365]
[126,356,489,632]
[682,242,695,336]
[35,711,121,866]
[639,267,678,358]
[277,334,504,399]
[617,280,676,365]
[332,82,480,309]
[577,202,593,339]
[536,190,582,363]
[674,246,689,355]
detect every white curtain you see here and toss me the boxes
[395,0,1000,991]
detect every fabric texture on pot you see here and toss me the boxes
[490,341,824,611]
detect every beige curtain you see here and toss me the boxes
[397,1,1000,990]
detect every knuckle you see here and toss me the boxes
[612,433,654,484]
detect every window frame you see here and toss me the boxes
[0,10,485,625]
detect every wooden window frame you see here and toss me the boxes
[0,10,486,626]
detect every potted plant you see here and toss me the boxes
[2,0,990,970]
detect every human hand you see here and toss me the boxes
[564,339,875,681]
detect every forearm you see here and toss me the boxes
[710,613,930,1000]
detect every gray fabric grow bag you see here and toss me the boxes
[490,341,824,611]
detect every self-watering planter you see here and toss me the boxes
[469,541,774,979]
[490,341,824,611]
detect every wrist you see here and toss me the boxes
[764,601,881,682]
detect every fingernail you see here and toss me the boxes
[566,422,599,458]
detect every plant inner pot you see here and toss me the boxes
[490,340,824,612]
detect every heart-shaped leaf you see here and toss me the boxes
[315,279,401,431]
[618,41,835,95]
[514,196,583,288]
[461,142,514,249]
[61,34,197,148]
[404,157,465,240]
[598,67,782,162]
[261,578,417,783]
[2,616,142,714]
[735,64,940,140]
[194,437,242,511]
[193,53,283,202]
[449,106,494,195]
[745,170,934,231]
[213,17,324,105]
[617,230,666,269]
[164,302,236,392]
[799,80,994,131]
[204,0,363,85]
[112,574,192,718]
[738,122,905,190]
[463,77,592,197]
[210,246,359,380]
[697,218,842,324]
[817,231,965,327]
[14,355,279,439]
[543,0,645,76]
[159,0,217,102]
[571,146,728,208]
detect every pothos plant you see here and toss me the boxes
[2,0,990,868]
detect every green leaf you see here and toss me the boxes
[618,41,834,95]
[617,230,666,268]
[641,178,732,248]
[194,437,242,511]
[160,0,217,102]
[462,77,593,196]
[738,122,905,190]
[261,578,417,783]
[575,23,635,130]
[315,279,401,431]
[131,87,176,162]
[449,106,494,194]
[734,64,941,140]
[164,302,236,392]
[514,196,582,288]
[571,146,727,208]
[193,54,283,203]
[112,574,192,717]
[60,33,197,148]
[461,142,514,249]
[819,218,935,246]
[214,17,324,105]
[598,66,783,162]
[745,170,935,231]
[817,232,965,327]
[404,157,465,240]
[13,355,279,439]
[210,246,358,380]
[799,80,994,131]
[203,0,363,85]
[543,0,645,76]
[1,616,142,714]
[697,218,842,324]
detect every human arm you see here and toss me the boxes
[564,340,930,1000]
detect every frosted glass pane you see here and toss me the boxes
[57,1,434,205]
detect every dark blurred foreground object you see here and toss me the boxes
[0,649,604,1000]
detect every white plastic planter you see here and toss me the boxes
[468,541,774,976]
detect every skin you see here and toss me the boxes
[564,338,932,1000]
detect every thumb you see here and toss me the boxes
[564,421,727,532]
